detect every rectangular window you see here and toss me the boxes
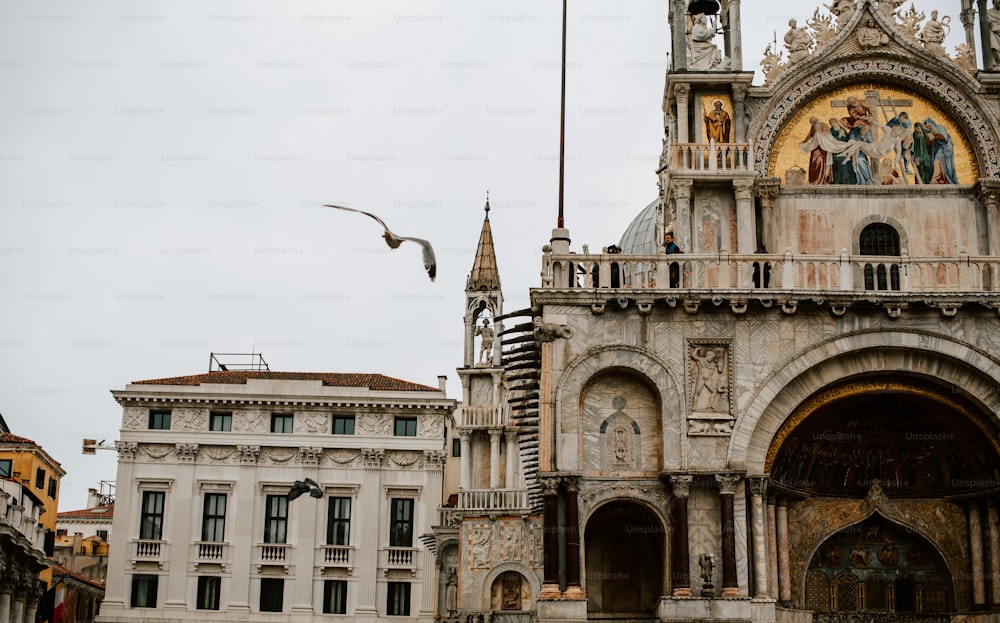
[139,491,165,540]
[35,467,45,489]
[323,580,348,614]
[148,410,171,430]
[389,498,413,547]
[96,529,108,541]
[270,413,293,433]
[259,577,283,612]
[0,460,10,477]
[47,477,57,499]
[201,493,227,542]
[264,495,288,544]
[452,438,461,457]
[332,415,355,435]
[209,411,232,432]
[196,576,221,610]
[386,582,410,616]
[326,497,351,546]
[130,574,158,608]
[393,416,416,437]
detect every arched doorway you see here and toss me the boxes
[805,515,952,615]
[584,501,665,617]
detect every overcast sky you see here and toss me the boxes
[0,0,964,510]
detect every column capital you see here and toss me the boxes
[732,83,747,101]
[669,474,693,497]
[458,429,472,441]
[754,178,781,206]
[116,441,138,462]
[237,444,260,465]
[361,448,385,469]
[975,178,1000,204]
[539,475,561,497]
[562,474,580,493]
[670,178,694,201]
[748,477,768,496]
[488,428,503,439]
[673,83,691,100]
[733,178,755,201]
[715,472,742,495]
[504,430,518,443]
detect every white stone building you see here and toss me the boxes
[0,476,50,623]
[97,371,455,622]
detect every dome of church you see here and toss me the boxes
[617,198,660,254]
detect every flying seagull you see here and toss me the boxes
[325,204,437,282]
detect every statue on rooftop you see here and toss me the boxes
[688,14,722,70]
[784,19,814,64]
[917,10,949,56]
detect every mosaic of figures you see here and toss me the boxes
[770,85,976,185]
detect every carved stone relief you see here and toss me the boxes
[357,413,392,436]
[233,411,267,433]
[326,450,360,468]
[122,407,146,430]
[260,448,298,465]
[499,522,523,562]
[299,447,323,465]
[302,413,329,433]
[172,408,202,431]
[386,450,423,470]
[175,443,199,462]
[468,523,494,569]
[418,412,443,438]
[141,444,173,462]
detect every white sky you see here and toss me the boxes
[0,0,965,510]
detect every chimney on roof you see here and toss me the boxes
[87,488,100,508]
[437,375,447,393]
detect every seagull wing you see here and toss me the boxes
[324,204,404,249]
[395,235,437,282]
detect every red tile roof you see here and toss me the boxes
[50,562,105,591]
[132,371,440,392]
[0,432,38,445]
[58,504,114,520]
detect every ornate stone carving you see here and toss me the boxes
[261,448,297,464]
[688,342,732,415]
[418,413,442,438]
[469,524,493,568]
[715,473,741,495]
[578,481,670,519]
[856,18,889,48]
[539,476,560,497]
[122,407,146,430]
[175,443,199,462]
[237,445,260,465]
[357,413,392,436]
[500,522,523,561]
[141,444,173,461]
[361,448,384,468]
[116,441,138,461]
[386,450,422,469]
[302,413,329,433]
[299,447,323,465]
[172,408,202,431]
[327,449,360,467]
[670,474,693,497]
[202,446,236,463]
[233,411,266,433]
[688,418,734,436]
[733,178,754,202]
[532,317,571,342]
[423,449,447,469]
[748,477,768,497]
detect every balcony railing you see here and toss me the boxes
[317,545,354,569]
[458,489,529,512]
[132,539,167,568]
[456,405,509,428]
[380,546,417,575]
[192,541,230,569]
[255,543,293,571]
[542,251,1000,294]
[667,141,754,173]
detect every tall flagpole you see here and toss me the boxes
[557,0,567,229]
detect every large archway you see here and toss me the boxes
[584,500,665,617]
[765,374,1000,613]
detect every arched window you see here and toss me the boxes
[860,224,901,290]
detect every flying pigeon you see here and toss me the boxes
[324,204,437,282]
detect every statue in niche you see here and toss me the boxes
[688,14,722,70]
[856,19,888,48]
[783,19,813,63]
[501,573,521,610]
[474,318,494,366]
[917,10,949,56]
[699,553,715,583]
[604,396,637,468]
[690,346,728,413]
[444,567,458,614]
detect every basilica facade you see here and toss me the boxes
[442,1,1000,623]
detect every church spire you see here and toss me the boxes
[467,196,501,291]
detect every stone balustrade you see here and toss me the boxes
[456,405,509,428]
[317,544,354,568]
[542,251,1000,295]
[192,541,229,569]
[667,141,754,173]
[380,546,417,573]
[133,539,166,564]
[458,489,529,512]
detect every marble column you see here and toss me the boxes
[540,476,562,598]
[489,429,502,489]
[766,498,779,600]
[563,476,583,597]
[672,179,693,255]
[970,501,987,607]
[748,479,769,599]
[776,499,792,604]
[670,475,694,596]
[671,0,688,71]
[0,571,14,623]
[716,474,741,598]
[727,0,743,70]
[755,179,780,257]
[977,182,1000,256]
[675,84,690,144]
[504,431,518,488]
[734,179,756,256]
[988,501,1000,607]
[732,84,747,143]
[459,431,472,490]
